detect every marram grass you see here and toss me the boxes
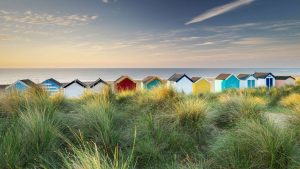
[0,86,300,168]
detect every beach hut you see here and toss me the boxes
[5,79,36,92]
[214,74,240,92]
[141,76,163,90]
[167,73,193,94]
[89,78,109,93]
[192,77,211,94]
[63,79,87,98]
[42,78,63,94]
[237,74,257,89]
[253,72,276,88]
[114,76,136,92]
[275,76,296,87]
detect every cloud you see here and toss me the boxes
[194,42,214,46]
[0,34,14,41]
[0,10,98,26]
[186,0,255,25]
[232,37,275,45]
[102,0,109,3]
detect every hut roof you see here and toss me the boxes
[215,74,232,80]
[142,76,162,85]
[114,76,135,84]
[237,74,251,80]
[191,77,202,83]
[63,79,87,88]
[20,79,36,87]
[253,72,275,79]
[275,76,295,80]
[168,73,193,82]
[43,78,62,87]
[90,78,108,88]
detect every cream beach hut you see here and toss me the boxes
[275,76,296,87]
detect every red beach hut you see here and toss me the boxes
[114,75,136,92]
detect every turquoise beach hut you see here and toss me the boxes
[5,79,36,92]
[214,74,240,92]
[141,76,163,90]
[42,78,63,94]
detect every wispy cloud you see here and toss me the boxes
[0,10,98,26]
[232,37,275,45]
[0,34,14,41]
[186,0,255,25]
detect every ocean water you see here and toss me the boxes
[0,68,299,84]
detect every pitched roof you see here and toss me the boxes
[237,74,250,80]
[275,76,296,80]
[215,73,231,80]
[191,77,202,83]
[114,75,135,84]
[253,72,275,79]
[168,73,193,82]
[142,76,162,84]
[20,79,36,87]
[43,78,62,87]
[90,78,108,88]
[63,79,87,88]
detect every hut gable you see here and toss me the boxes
[192,77,211,94]
[63,79,87,98]
[90,78,109,93]
[6,79,36,91]
[63,79,87,88]
[168,73,193,83]
[42,78,62,94]
[168,73,193,94]
[90,78,108,88]
[115,76,136,92]
[142,76,162,90]
[275,76,296,87]
[216,73,231,80]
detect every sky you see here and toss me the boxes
[0,0,300,68]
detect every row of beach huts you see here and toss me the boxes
[4,72,296,98]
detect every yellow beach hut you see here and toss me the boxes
[192,77,211,94]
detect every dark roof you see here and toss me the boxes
[90,78,108,88]
[63,79,87,88]
[275,76,295,80]
[142,76,162,84]
[191,77,202,83]
[253,72,275,79]
[168,73,193,82]
[237,74,250,80]
[114,75,135,84]
[215,74,231,80]
[42,78,62,87]
[20,79,36,87]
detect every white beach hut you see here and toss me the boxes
[89,78,109,93]
[253,72,276,88]
[237,74,257,89]
[167,73,193,94]
[63,79,87,98]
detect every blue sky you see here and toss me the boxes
[0,0,300,68]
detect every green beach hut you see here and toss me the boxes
[141,76,163,90]
[214,73,240,92]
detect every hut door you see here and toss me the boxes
[266,78,273,88]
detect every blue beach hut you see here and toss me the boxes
[42,78,63,94]
[214,74,240,92]
[141,76,163,90]
[5,79,36,92]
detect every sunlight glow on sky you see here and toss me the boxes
[0,0,300,68]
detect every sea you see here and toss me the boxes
[0,68,299,84]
